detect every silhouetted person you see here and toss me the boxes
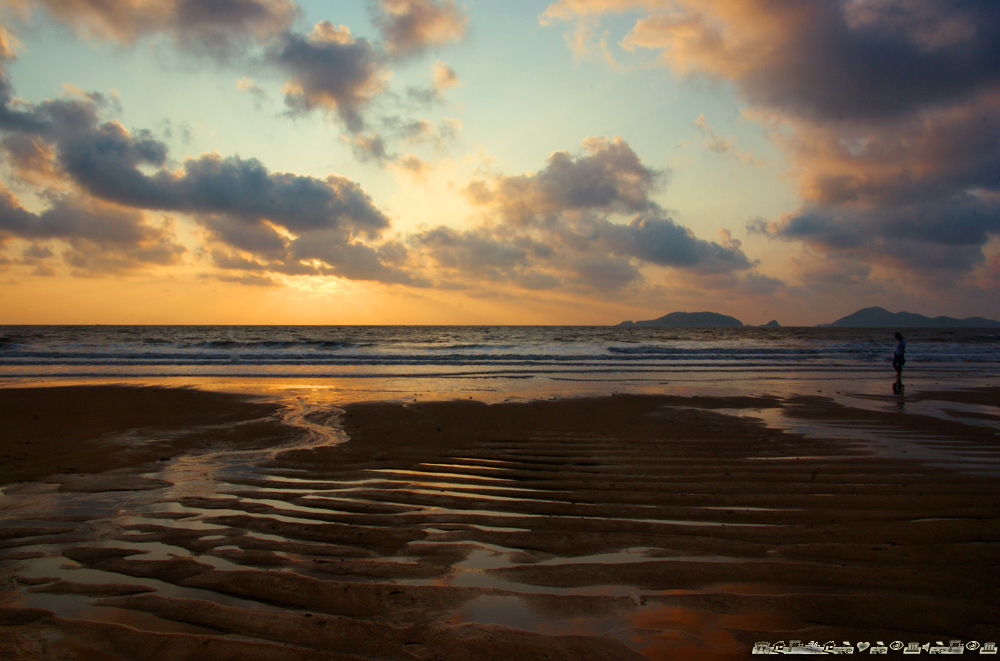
[892,332,905,393]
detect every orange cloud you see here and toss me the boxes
[10,0,297,51]
[432,61,460,92]
[375,0,468,57]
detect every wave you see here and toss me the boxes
[0,351,991,367]
[0,326,996,383]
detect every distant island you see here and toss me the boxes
[825,306,1000,328]
[617,306,999,328]
[618,311,744,328]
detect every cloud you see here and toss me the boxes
[773,90,1000,209]
[10,0,298,56]
[691,114,763,166]
[5,2,467,135]
[3,5,393,133]
[236,76,267,109]
[399,116,461,146]
[271,22,389,132]
[744,85,1000,275]
[22,243,54,260]
[346,133,394,165]
[0,25,17,60]
[0,184,186,274]
[432,61,460,91]
[544,1,1000,281]
[610,0,1000,124]
[209,271,280,287]
[414,225,558,288]
[373,0,469,58]
[0,57,420,284]
[392,154,431,181]
[568,253,640,290]
[403,61,461,106]
[466,136,663,226]
[344,116,460,169]
[0,89,392,239]
[289,233,425,284]
[754,193,1000,273]
[600,214,753,273]
[1,133,60,185]
[413,136,755,292]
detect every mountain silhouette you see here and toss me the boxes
[619,311,744,328]
[826,306,1000,328]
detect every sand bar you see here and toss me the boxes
[1,385,999,659]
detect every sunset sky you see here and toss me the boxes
[1,0,998,325]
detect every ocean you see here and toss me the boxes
[1,325,997,400]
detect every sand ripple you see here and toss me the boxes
[2,389,1000,659]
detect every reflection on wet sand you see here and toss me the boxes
[1,386,999,659]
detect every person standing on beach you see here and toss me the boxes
[892,332,906,392]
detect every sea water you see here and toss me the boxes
[1,325,997,400]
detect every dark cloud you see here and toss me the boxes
[745,88,1000,275]
[0,63,418,284]
[373,0,468,58]
[415,225,555,287]
[616,0,1000,124]
[270,22,388,132]
[0,185,186,273]
[0,86,392,239]
[600,215,754,274]
[0,184,39,238]
[13,98,392,239]
[417,226,526,271]
[59,122,172,205]
[62,239,183,275]
[467,137,663,226]
[206,231,429,285]
[1,133,60,184]
[22,243,54,260]
[734,271,785,297]
[753,192,1000,272]
[290,233,427,284]
[347,133,394,164]
[545,0,1000,280]
[568,254,641,290]
[414,137,755,291]
[175,157,392,238]
[748,4,1000,124]
[791,91,1000,208]
[199,213,288,256]
[0,33,92,136]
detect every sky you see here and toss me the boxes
[0,0,998,326]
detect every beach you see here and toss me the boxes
[2,383,999,659]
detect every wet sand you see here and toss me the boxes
[1,385,999,659]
